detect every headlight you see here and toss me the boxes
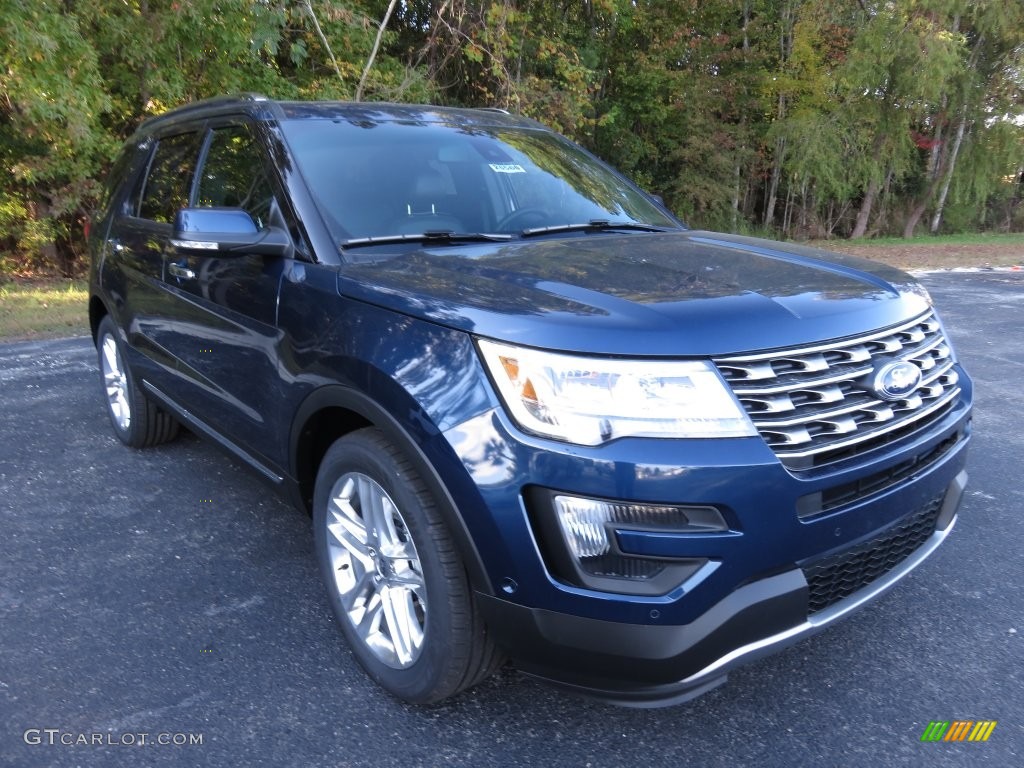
[477,339,757,445]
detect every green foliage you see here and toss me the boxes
[1,0,112,274]
[1,0,1022,277]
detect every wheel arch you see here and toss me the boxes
[289,384,493,597]
[89,295,109,343]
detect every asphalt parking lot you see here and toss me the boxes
[1,271,1021,768]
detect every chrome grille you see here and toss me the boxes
[714,312,961,468]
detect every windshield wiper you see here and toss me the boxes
[520,219,675,237]
[341,230,513,249]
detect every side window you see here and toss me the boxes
[138,132,200,223]
[101,140,147,219]
[196,125,274,230]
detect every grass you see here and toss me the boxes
[0,279,90,342]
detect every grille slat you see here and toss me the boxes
[715,311,961,468]
[733,365,874,396]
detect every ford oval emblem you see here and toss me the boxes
[871,361,922,401]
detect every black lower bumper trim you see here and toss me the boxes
[477,569,809,705]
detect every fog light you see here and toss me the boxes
[531,491,725,595]
[552,495,727,582]
[554,496,726,554]
[553,496,613,559]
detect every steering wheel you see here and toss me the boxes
[495,207,549,232]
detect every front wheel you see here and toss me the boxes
[313,428,502,703]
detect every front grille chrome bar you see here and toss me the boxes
[714,311,961,468]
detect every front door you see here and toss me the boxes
[159,121,291,465]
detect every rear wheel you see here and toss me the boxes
[313,428,502,703]
[96,315,179,448]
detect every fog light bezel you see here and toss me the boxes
[526,487,727,596]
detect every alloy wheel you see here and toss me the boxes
[100,333,131,432]
[324,472,427,669]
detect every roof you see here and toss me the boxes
[133,95,545,138]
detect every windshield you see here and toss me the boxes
[279,118,678,246]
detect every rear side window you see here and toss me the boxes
[195,124,274,229]
[138,132,201,223]
[100,140,149,219]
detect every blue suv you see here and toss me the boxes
[88,96,972,706]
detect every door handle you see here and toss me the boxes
[168,263,196,280]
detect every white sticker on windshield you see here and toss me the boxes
[488,163,526,174]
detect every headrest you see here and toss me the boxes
[412,169,448,200]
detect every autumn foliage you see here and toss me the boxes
[2,0,1022,277]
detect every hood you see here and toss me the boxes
[336,230,932,356]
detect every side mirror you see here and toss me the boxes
[171,208,293,258]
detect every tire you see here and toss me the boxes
[96,315,179,448]
[313,428,502,704]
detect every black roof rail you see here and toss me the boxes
[174,92,272,109]
[135,93,278,134]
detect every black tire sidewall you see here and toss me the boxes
[96,316,142,447]
[313,430,468,704]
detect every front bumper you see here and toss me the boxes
[477,470,966,707]
[436,349,972,705]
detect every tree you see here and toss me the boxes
[1,0,110,274]
[2,0,1023,278]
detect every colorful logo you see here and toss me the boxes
[920,720,997,742]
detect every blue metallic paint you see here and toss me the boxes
[89,97,974,704]
[434,381,971,626]
[335,231,932,355]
